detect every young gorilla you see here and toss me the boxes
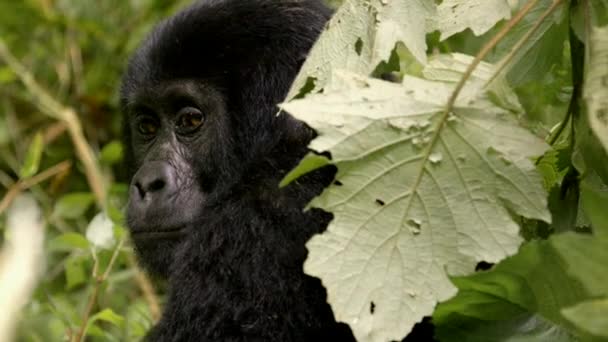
[120,0,356,340]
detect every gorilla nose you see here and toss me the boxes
[131,161,177,202]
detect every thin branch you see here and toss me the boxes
[0,37,106,206]
[1,35,161,332]
[445,0,541,112]
[407,0,542,205]
[72,237,126,342]
[0,160,72,214]
[486,0,564,87]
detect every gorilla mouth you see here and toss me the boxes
[130,226,188,240]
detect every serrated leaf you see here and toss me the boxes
[436,0,511,40]
[584,25,608,153]
[19,132,44,179]
[282,54,550,341]
[287,0,435,99]
[86,212,115,249]
[53,192,95,219]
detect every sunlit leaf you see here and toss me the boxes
[436,0,511,40]
[282,54,550,341]
[287,0,435,99]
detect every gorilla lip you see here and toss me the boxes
[130,226,187,240]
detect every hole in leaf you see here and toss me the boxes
[354,38,363,56]
[475,261,494,271]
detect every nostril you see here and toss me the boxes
[131,161,176,202]
[135,182,146,200]
[149,179,165,192]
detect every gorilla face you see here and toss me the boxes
[123,80,234,274]
[121,0,332,277]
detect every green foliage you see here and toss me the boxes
[1,0,607,341]
[0,1,191,341]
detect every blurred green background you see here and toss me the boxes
[0,1,342,341]
[0,1,213,341]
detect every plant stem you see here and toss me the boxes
[486,0,564,87]
[72,237,126,342]
[0,160,72,214]
[0,38,106,206]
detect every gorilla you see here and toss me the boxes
[120,0,355,340]
[121,0,435,340]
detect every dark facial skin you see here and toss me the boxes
[124,80,234,273]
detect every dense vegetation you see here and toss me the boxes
[0,0,607,341]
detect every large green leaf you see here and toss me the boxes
[552,181,608,338]
[282,54,550,341]
[491,0,568,86]
[434,240,586,342]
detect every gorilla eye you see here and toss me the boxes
[176,107,204,134]
[137,117,159,136]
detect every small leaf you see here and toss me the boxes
[53,193,95,219]
[99,140,124,165]
[49,232,91,251]
[91,308,125,328]
[86,212,115,249]
[280,153,330,187]
[113,224,128,240]
[19,132,44,179]
[0,66,16,84]
[65,257,87,289]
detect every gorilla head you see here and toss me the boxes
[121,0,330,275]
[120,0,355,340]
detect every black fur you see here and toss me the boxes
[121,1,436,341]
[121,0,355,341]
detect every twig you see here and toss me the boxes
[0,160,72,214]
[486,0,564,87]
[0,37,106,206]
[444,0,541,113]
[72,237,126,342]
[1,35,161,331]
